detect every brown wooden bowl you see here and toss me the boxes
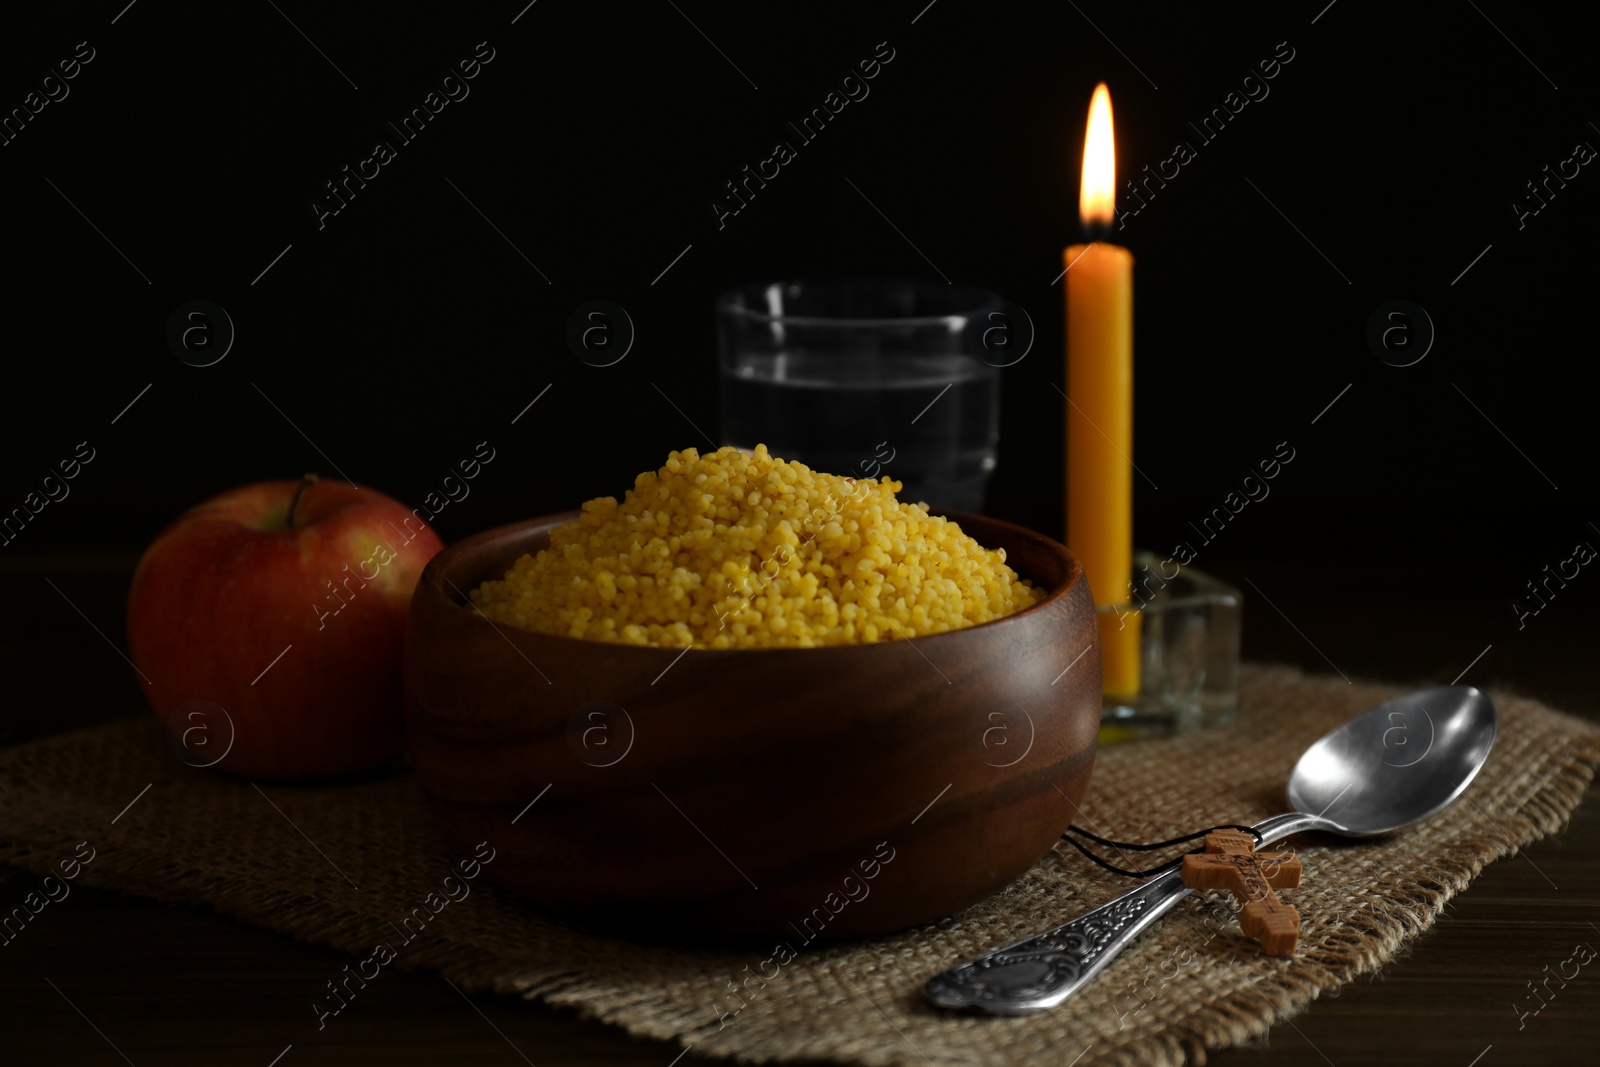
[403,510,1101,944]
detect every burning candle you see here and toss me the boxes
[1065,82,1138,699]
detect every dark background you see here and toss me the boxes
[2,2,1596,673]
[4,5,1600,1065]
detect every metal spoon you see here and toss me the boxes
[924,685,1497,1014]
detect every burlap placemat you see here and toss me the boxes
[3,665,1597,1066]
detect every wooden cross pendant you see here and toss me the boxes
[1180,829,1303,956]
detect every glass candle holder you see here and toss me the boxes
[1097,551,1241,740]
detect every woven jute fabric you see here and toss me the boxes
[3,665,1597,1066]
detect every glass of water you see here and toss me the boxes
[717,279,1012,512]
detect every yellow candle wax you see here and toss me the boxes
[1065,83,1139,700]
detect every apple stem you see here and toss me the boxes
[287,473,319,528]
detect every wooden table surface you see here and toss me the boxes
[3,556,1596,1066]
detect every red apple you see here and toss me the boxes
[127,475,443,779]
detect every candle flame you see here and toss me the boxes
[1079,82,1116,227]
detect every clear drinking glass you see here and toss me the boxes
[716,279,1007,512]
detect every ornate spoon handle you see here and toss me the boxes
[923,811,1328,1014]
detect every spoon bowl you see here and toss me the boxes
[1287,685,1498,836]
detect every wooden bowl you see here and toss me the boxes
[403,511,1101,943]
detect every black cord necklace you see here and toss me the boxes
[1060,823,1263,878]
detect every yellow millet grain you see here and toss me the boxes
[469,445,1041,649]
